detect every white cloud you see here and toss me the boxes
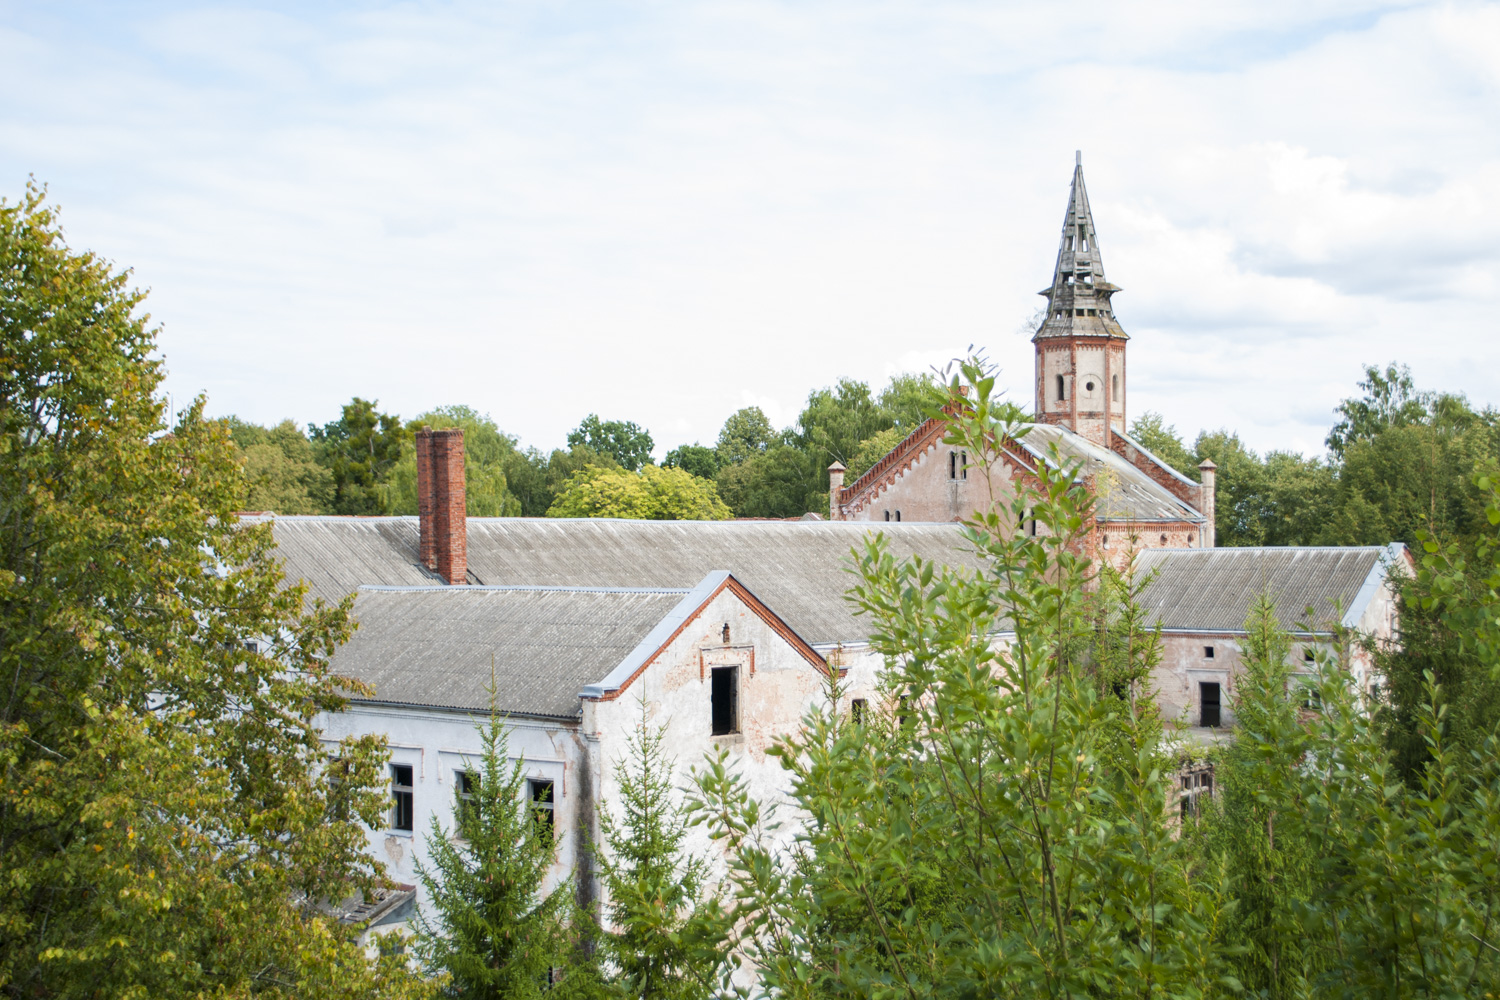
[1,0,1496,459]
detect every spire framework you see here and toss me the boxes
[1033,152,1126,342]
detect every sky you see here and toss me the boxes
[2,1,1498,460]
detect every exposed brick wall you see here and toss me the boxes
[1107,435,1201,508]
[415,427,467,585]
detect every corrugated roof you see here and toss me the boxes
[1017,424,1204,523]
[331,585,693,716]
[1134,545,1402,633]
[251,516,987,645]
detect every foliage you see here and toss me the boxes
[690,358,1223,998]
[1129,411,1195,478]
[876,372,940,433]
[380,405,523,517]
[596,704,723,999]
[547,464,732,520]
[715,407,775,467]
[569,414,655,472]
[227,416,335,514]
[662,443,721,481]
[0,183,425,997]
[843,427,904,482]
[415,710,601,998]
[1326,362,1435,459]
[714,445,818,520]
[1192,600,1500,995]
[506,445,622,518]
[310,397,411,515]
[793,377,895,493]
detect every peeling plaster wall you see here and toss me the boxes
[840,442,1018,523]
[314,704,585,928]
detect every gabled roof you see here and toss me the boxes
[329,572,825,717]
[1134,544,1407,634]
[833,420,1204,524]
[250,515,987,646]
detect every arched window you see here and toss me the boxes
[1056,374,1066,402]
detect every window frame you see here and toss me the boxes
[390,763,415,833]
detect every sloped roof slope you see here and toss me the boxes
[332,585,692,716]
[1018,424,1203,523]
[250,516,986,645]
[1134,545,1404,633]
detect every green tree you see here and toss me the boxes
[843,426,904,482]
[714,444,818,519]
[310,397,410,514]
[0,184,423,998]
[794,377,894,493]
[662,443,721,481]
[691,358,1223,998]
[415,710,597,998]
[380,405,523,516]
[227,416,336,514]
[876,371,941,433]
[1192,429,1269,546]
[568,414,655,472]
[547,465,732,520]
[1129,411,1195,478]
[1326,362,1434,459]
[715,407,775,467]
[597,705,722,999]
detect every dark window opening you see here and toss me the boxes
[897,694,912,729]
[1087,308,1096,316]
[1299,680,1322,712]
[851,698,866,724]
[1056,374,1066,401]
[1101,534,1109,547]
[1160,534,1168,545]
[456,769,479,827]
[884,510,890,522]
[1075,308,1084,317]
[1204,646,1215,659]
[1304,649,1316,662]
[391,764,414,832]
[1085,380,1095,392]
[711,666,739,735]
[1199,682,1221,728]
[895,510,901,522]
[1112,374,1119,396]
[529,779,555,837]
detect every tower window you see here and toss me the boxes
[711,666,739,735]
[1112,374,1119,396]
[1056,374,1066,401]
[1087,309,1096,316]
[1075,308,1084,317]
[949,451,968,480]
[884,510,890,522]
[895,510,902,522]
[1085,381,1095,392]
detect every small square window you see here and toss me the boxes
[1304,649,1316,662]
[1204,646,1214,659]
[391,764,414,832]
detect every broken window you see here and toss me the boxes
[529,779,555,839]
[1297,678,1322,712]
[455,769,479,828]
[711,666,739,736]
[1199,682,1221,728]
[948,451,968,480]
[851,698,866,724]
[390,764,414,832]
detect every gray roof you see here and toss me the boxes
[331,584,695,716]
[1134,544,1405,634]
[249,516,987,645]
[1017,424,1204,523]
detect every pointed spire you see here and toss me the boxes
[1033,152,1126,342]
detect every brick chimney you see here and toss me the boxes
[416,426,467,584]
[827,461,846,521]
[1198,458,1217,548]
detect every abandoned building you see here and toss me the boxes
[255,158,1409,944]
[829,153,1216,569]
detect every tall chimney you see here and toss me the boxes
[827,461,846,522]
[1198,458,1217,548]
[416,426,468,584]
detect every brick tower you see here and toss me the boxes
[1032,152,1128,448]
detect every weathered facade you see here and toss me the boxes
[828,154,1218,568]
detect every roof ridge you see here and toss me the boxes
[838,416,948,505]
